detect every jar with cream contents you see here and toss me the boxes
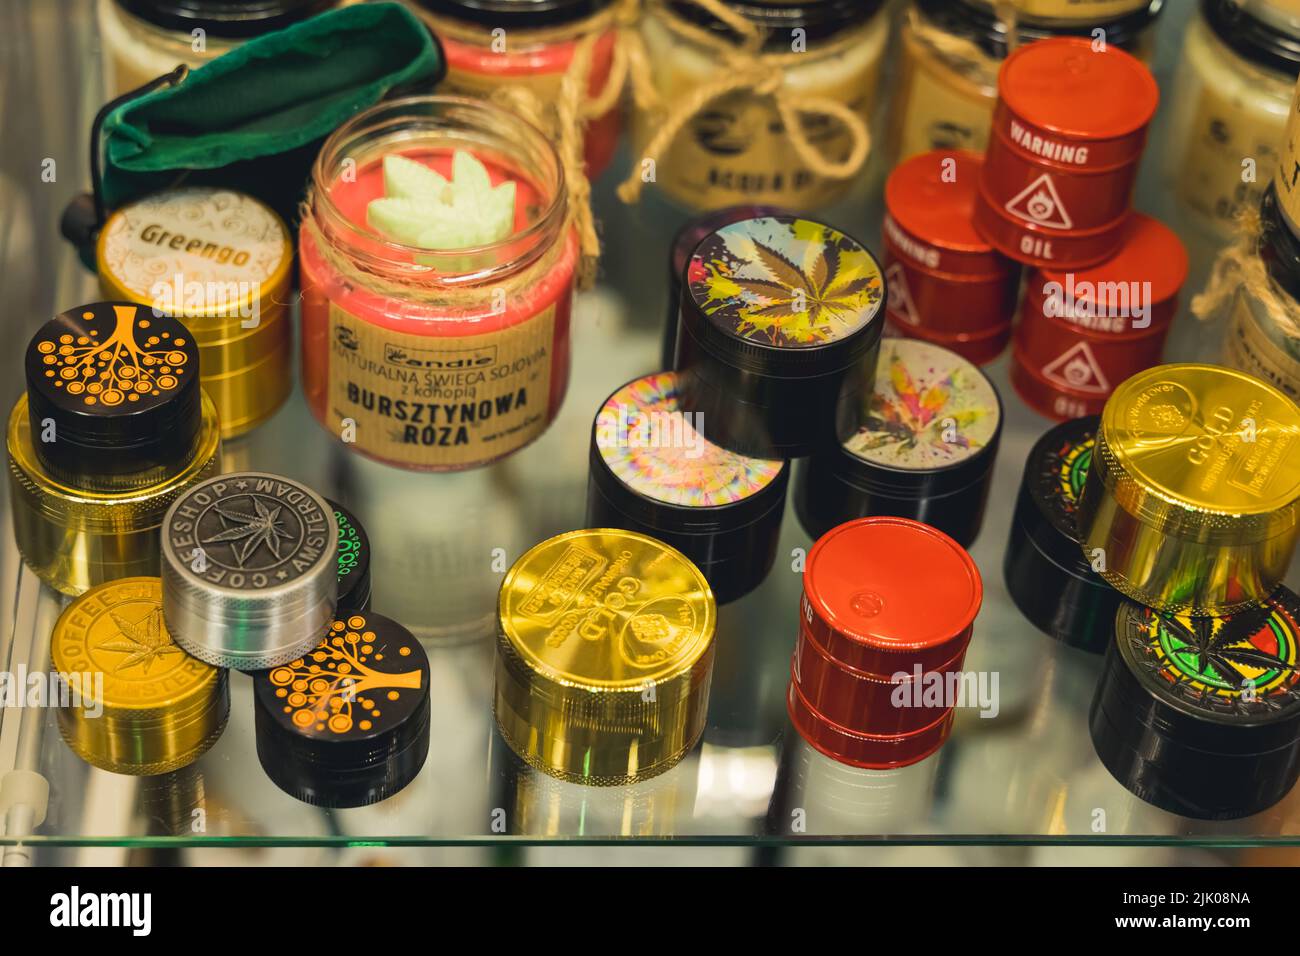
[98,0,338,96]
[299,95,578,471]
[633,0,889,211]
[405,0,623,177]
[889,0,1162,167]
[1165,0,1300,237]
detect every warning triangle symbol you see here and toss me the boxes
[885,262,919,326]
[1041,341,1110,394]
[1004,173,1074,230]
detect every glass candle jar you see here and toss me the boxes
[889,0,1162,167]
[96,187,294,440]
[299,95,578,471]
[406,0,622,177]
[634,0,889,211]
[97,0,338,96]
[7,302,222,595]
[1224,187,1300,400]
[1165,0,1300,237]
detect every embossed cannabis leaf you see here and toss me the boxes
[98,607,177,675]
[1156,607,1298,692]
[202,496,293,567]
[729,231,880,345]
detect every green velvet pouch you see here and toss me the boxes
[93,2,443,227]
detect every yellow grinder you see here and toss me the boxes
[1077,364,1300,614]
[51,577,229,775]
[495,528,716,786]
[96,187,293,438]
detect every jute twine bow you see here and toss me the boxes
[1190,207,1300,338]
[905,1,1021,86]
[614,0,872,204]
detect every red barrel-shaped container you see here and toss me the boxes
[789,517,983,768]
[1011,213,1187,420]
[883,150,1021,364]
[974,37,1158,269]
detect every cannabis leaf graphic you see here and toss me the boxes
[97,607,178,675]
[723,227,881,346]
[1159,607,1298,692]
[849,358,984,458]
[201,496,293,567]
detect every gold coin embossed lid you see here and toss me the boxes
[1097,365,1300,538]
[51,577,230,775]
[495,528,716,786]
[1079,364,1300,613]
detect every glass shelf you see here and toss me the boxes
[3,0,1300,861]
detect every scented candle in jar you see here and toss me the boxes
[1165,0,1300,236]
[889,0,1162,167]
[98,0,337,96]
[634,0,889,211]
[299,96,578,471]
[406,0,622,177]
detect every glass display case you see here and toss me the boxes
[2,0,1299,867]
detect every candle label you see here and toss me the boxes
[637,28,884,210]
[687,217,884,347]
[1177,83,1280,231]
[259,613,427,740]
[891,34,993,163]
[97,188,289,321]
[1225,296,1300,403]
[327,302,556,467]
[1120,593,1300,714]
[842,339,998,469]
[595,372,783,507]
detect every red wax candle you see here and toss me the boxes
[409,0,621,177]
[300,96,577,471]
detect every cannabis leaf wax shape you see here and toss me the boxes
[367,152,517,250]
[692,219,883,347]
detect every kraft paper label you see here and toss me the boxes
[326,302,556,467]
[1226,296,1300,403]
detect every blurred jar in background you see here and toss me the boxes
[1165,0,1300,240]
[888,0,1163,168]
[98,0,338,96]
[404,0,623,177]
[633,0,889,211]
